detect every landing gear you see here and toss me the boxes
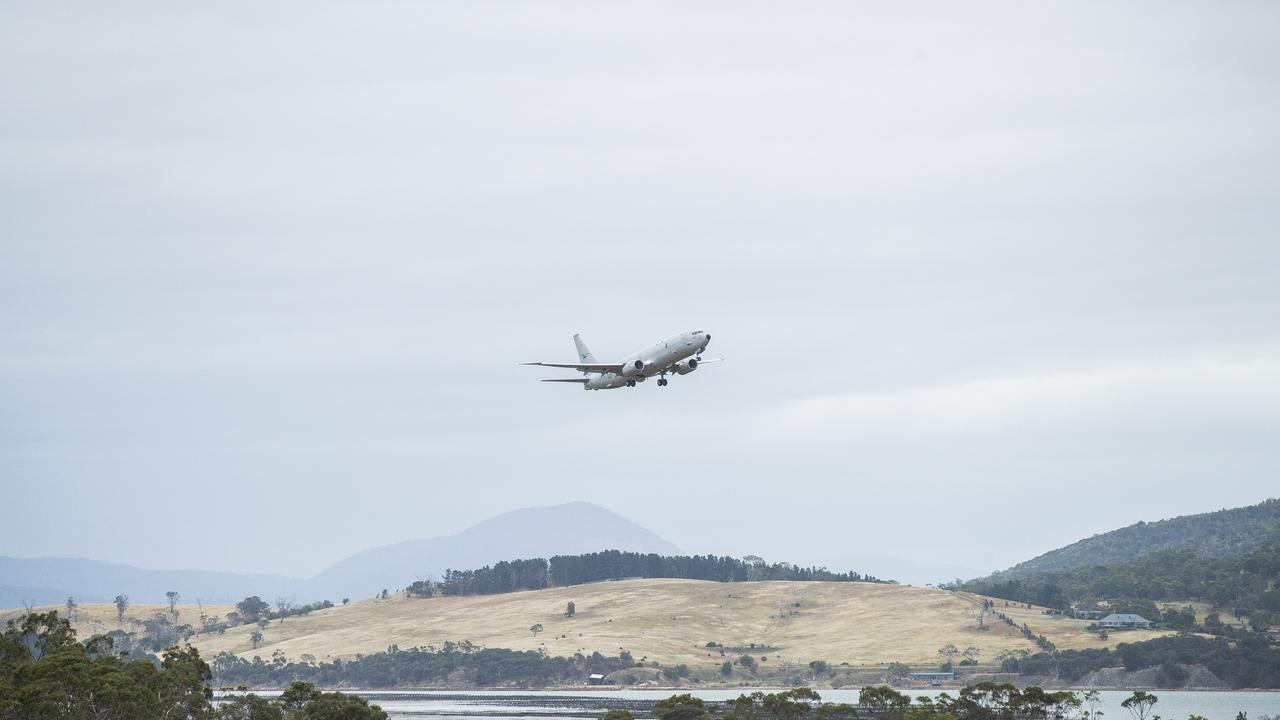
[658,377,668,387]
[626,379,636,387]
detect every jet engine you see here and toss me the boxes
[621,359,645,377]
[673,358,699,375]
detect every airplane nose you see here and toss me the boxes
[704,334,711,345]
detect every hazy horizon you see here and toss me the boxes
[3,2,1279,579]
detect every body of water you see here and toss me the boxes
[223,688,1279,720]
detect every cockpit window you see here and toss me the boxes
[692,330,704,334]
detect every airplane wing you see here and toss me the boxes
[541,378,590,384]
[521,362,623,372]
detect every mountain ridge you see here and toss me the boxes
[0,501,680,608]
[979,497,1280,581]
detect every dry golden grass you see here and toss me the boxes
[137,579,1177,668]
[1,602,235,640]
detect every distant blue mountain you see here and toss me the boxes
[304,501,682,599]
[0,556,298,608]
[0,502,681,608]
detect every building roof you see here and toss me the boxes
[1100,613,1151,623]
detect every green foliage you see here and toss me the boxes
[724,689,822,720]
[720,660,733,676]
[431,551,889,597]
[653,693,711,720]
[736,655,757,672]
[662,664,691,681]
[298,691,388,719]
[217,693,284,720]
[1249,609,1272,632]
[602,711,635,720]
[211,644,635,688]
[858,686,911,713]
[237,596,271,624]
[565,601,576,618]
[887,662,911,682]
[962,546,1280,622]
[1015,634,1280,687]
[0,611,214,720]
[279,680,321,711]
[1121,691,1158,720]
[813,703,859,720]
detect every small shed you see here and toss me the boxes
[588,673,606,685]
[1098,613,1153,629]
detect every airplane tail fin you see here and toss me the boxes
[573,334,597,364]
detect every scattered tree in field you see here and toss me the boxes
[379,589,389,599]
[1121,691,1158,720]
[530,623,543,637]
[661,664,687,681]
[809,659,830,678]
[114,594,129,624]
[257,619,270,630]
[237,596,270,624]
[565,601,576,617]
[887,662,911,682]
[720,660,732,676]
[342,598,350,605]
[937,643,960,671]
[64,596,77,623]
[250,630,264,649]
[737,654,757,672]
[961,646,981,665]
[166,591,180,618]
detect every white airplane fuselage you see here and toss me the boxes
[586,330,711,390]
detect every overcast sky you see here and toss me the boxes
[3,2,1278,579]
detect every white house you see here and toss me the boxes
[1098,613,1153,629]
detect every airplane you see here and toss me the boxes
[523,330,718,390]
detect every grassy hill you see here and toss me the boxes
[0,601,236,640]
[986,498,1280,580]
[10,579,1179,671]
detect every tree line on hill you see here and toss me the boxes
[992,497,1280,579]
[92,593,343,659]
[407,550,888,598]
[957,546,1280,633]
[210,641,635,689]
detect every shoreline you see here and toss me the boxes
[213,685,1280,695]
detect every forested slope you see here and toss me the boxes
[985,498,1280,580]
